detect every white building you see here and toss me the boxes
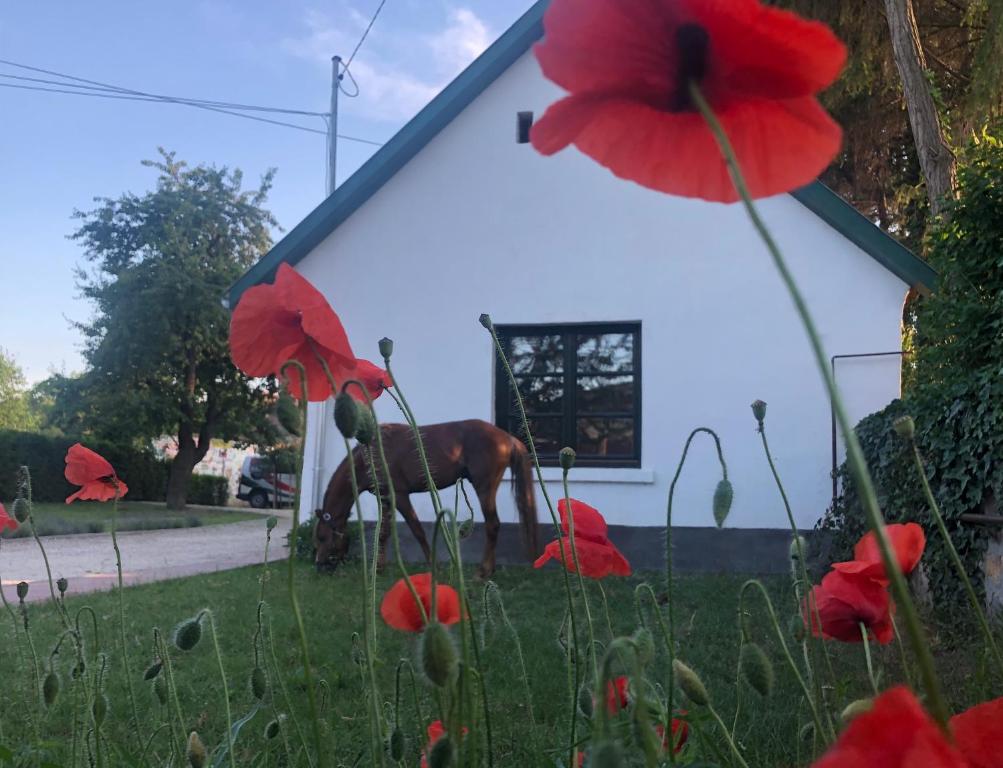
[229,2,934,568]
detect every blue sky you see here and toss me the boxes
[0,0,535,383]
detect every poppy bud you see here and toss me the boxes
[72,660,86,680]
[457,518,474,540]
[789,536,807,563]
[12,498,30,523]
[559,447,576,471]
[428,734,454,768]
[154,675,168,705]
[751,400,767,426]
[56,577,68,595]
[334,391,360,439]
[173,614,203,651]
[421,622,458,688]
[789,615,806,643]
[739,642,774,697]
[799,722,814,742]
[250,666,268,700]
[841,698,873,723]
[187,731,207,768]
[577,685,594,718]
[591,740,624,768]
[478,314,493,330]
[264,716,283,740]
[266,516,278,531]
[355,408,376,445]
[673,660,709,706]
[378,337,394,360]
[16,581,29,601]
[389,727,405,761]
[713,479,733,528]
[893,415,916,440]
[92,693,108,726]
[43,670,61,707]
[143,660,163,681]
[632,627,655,667]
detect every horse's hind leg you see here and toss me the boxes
[475,476,503,580]
[397,494,432,563]
[375,496,393,573]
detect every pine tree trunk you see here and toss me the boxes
[883,0,956,215]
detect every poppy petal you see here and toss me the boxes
[229,286,305,377]
[950,696,1003,768]
[274,264,356,370]
[65,443,115,487]
[811,687,966,768]
[380,573,461,632]
[558,498,608,543]
[853,523,926,578]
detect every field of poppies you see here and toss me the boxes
[2,0,1002,766]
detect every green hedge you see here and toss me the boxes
[188,474,230,507]
[0,430,168,503]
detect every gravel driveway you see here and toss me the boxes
[0,512,293,604]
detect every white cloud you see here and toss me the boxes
[281,5,492,123]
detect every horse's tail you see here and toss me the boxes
[509,439,539,559]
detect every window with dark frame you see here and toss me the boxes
[494,322,641,467]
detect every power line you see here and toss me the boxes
[0,61,385,146]
[344,0,389,72]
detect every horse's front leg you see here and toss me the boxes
[475,481,502,580]
[375,496,393,573]
[397,494,432,563]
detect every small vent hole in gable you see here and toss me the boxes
[516,111,534,143]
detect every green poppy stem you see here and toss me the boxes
[860,623,880,696]
[205,611,237,768]
[689,81,950,731]
[562,470,599,681]
[906,437,1003,678]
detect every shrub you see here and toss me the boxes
[187,474,230,507]
[0,430,167,502]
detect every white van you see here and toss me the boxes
[236,456,297,509]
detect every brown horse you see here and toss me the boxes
[313,419,539,578]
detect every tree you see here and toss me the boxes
[73,150,280,509]
[0,349,39,431]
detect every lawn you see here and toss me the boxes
[0,554,994,767]
[1,501,262,538]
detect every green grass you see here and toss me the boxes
[1,501,262,538]
[0,553,995,767]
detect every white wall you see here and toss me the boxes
[295,52,907,532]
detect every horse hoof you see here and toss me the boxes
[475,567,494,581]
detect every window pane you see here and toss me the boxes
[576,374,633,413]
[576,418,634,457]
[516,376,564,413]
[512,417,563,455]
[576,333,633,374]
[509,334,563,374]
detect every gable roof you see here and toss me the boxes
[228,0,935,307]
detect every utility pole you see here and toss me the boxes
[311,54,342,516]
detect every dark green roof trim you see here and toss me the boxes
[230,0,935,306]
[791,182,936,293]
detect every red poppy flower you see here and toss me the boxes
[605,675,630,714]
[811,687,966,768]
[804,569,893,644]
[530,0,846,202]
[380,573,462,632]
[230,263,366,402]
[534,498,631,578]
[342,358,392,403]
[832,523,926,584]
[420,720,469,768]
[950,695,1003,768]
[0,503,16,533]
[65,444,128,504]
[655,717,689,755]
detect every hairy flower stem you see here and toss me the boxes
[0,542,32,738]
[755,421,837,726]
[860,623,880,696]
[20,601,42,767]
[203,611,237,768]
[266,616,311,763]
[106,490,142,742]
[708,704,751,768]
[483,319,582,768]
[562,471,599,681]
[740,580,831,740]
[690,82,950,730]
[907,439,1003,678]
[665,427,727,763]
[279,360,328,765]
[341,434,386,768]
[153,629,187,745]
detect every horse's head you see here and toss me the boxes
[314,505,351,572]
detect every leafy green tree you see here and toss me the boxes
[73,150,280,509]
[0,349,40,431]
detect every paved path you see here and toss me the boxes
[0,512,293,604]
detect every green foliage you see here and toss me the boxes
[187,474,230,507]
[0,430,167,502]
[822,136,1003,603]
[69,150,281,506]
[0,349,39,432]
[290,518,316,562]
